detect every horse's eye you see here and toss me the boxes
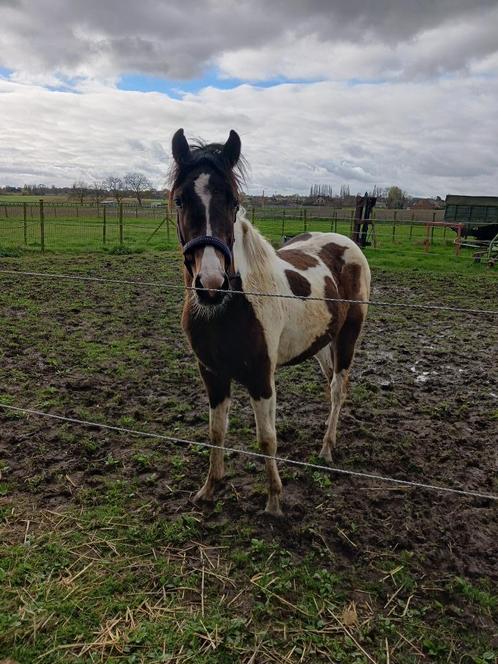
[174,197,183,208]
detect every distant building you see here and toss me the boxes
[444,195,498,241]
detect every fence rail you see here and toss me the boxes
[0,200,496,258]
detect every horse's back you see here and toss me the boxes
[279,231,370,299]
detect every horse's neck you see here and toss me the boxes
[233,210,279,293]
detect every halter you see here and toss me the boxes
[176,204,239,277]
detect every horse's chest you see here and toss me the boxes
[183,299,271,388]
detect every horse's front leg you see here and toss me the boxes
[194,365,231,503]
[250,380,283,517]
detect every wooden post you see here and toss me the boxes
[119,203,124,244]
[39,199,45,252]
[251,207,255,225]
[431,212,436,244]
[281,210,285,237]
[409,213,414,241]
[334,210,338,233]
[350,209,354,236]
[392,211,397,243]
[455,224,462,257]
[4,205,8,218]
[102,205,107,244]
[166,209,171,244]
[424,223,430,253]
[372,211,377,248]
[303,208,308,232]
[23,202,27,245]
[76,205,79,219]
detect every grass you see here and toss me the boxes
[0,243,496,661]
[0,204,493,275]
[2,499,496,663]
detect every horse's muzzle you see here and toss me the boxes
[194,272,230,305]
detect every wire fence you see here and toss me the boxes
[1,403,496,501]
[1,201,496,260]
[0,264,496,503]
[1,269,497,316]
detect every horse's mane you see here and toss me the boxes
[168,140,247,200]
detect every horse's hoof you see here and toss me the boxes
[264,499,284,519]
[193,485,214,504]
[318,447,333,463]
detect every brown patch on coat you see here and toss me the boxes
[282,232,311,246]
[331,262,364,373]
[182,275,272,404]
[285,269,311,298]
[281,332,331,366]
[318,242,347,280]
[278,248,319,270]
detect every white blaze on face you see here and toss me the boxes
[194,172,224,283]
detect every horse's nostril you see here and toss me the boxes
[195,272,229,304]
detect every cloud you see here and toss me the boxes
[1,75,497,196]
[1,1,497,82]
[0,1,497,196]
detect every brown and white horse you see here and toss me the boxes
[170,129,371,516]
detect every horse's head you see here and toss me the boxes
[170,128,242,307]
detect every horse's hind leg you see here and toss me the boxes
[194,365,231,503]
[320,307,364,462]
[315,344,334,401]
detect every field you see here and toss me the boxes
[0,245,497,662]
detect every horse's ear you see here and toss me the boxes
[172,128,190,165]
[223,130,241,168]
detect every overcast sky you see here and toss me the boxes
[1,0,497,196]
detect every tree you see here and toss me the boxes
[104,176,125,203]
[91,180,106,205]
[386,186,406,209]
[124,172,152,207]
[71,181,89,204]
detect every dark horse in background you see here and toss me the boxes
[170,129,371,516]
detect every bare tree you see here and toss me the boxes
[70,180,89,204]
[104,176,125,203]
[124,172,152,207]
[91,180,106,205]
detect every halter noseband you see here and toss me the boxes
[176,205,239,277]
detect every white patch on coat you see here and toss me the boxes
[194,172,212,233]
[233,212,371,368]
[193,172,223,278]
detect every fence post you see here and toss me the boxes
[102,206,107,244]
[303,208,308,232]
[349,209,354,235]
[23,202,27,245]
[334,210,338,233]
[455,224,462,257]
[119,203,124,245]
[251,207,255,225]
[4,205,8,219]
[281,210,285,237]
[372,210,377,248]
[409,213,414,241]
[424,223,430,253]
[39,199,45,252]
[392,211,397,243]
[431,212,436,244]
[166,209,171,244]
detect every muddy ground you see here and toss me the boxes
[0,252,497,660]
